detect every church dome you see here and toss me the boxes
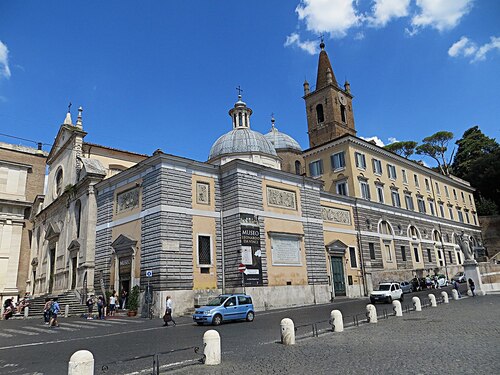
[264,118,302,152]
[209,128,277,160]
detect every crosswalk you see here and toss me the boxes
[0,318,143,338]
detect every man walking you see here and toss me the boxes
[163,296,176,327]
[49,298,60,327]
[43,298,52,324]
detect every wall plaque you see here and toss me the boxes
[116,187,140,213]
[321,206,351,225]
[196,182,210,205]
[271,234,301,266]
[267,186,297,210]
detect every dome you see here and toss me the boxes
[209,128,277,160]
[264,122,302,152]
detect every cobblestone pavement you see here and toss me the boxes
[166,294,500,374]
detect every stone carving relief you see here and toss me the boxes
[116,187,140,213]
[267,187,297,210]
[322,206,351,225]
[196,182,210,205]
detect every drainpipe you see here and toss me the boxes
[220,203,225,295]
[354,198,368,297]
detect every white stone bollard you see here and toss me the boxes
[392,300,402,317]
[428,294,437,307]
[68,350,94,375]
[441,291,449,304]
[412,296,422,312]
[366,304,377,323]
[330,310,344,332]
[451,289,459,300]
[65,304,69,318]
[280,318,295,345]
[203,330,221,365]
[24,307,29,319]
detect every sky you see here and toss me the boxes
[0,0,499,167]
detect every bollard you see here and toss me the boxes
[330,310,344,332]
[441,291,449,304]
[65,304,69,318]
[412,296,422,311]
[24,307,29,319]
[428,294,437,307]
[68,350,94,375]
[392,300,402,317]
[280,318,295,345]
[451,289,459,300]
[203,330,221,365]
[366,304,377,323]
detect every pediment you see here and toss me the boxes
[326,239,348,256]
[68,239,81,252]
[47,124,87,164]
[111,234,137,256]
[44,223,60,241]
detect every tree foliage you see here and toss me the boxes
[384,141,417,158]
[416,131,454,175]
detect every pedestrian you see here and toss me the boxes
[120,289,128,309]
[49,298,60,327]
[86,295,95,319]
[109,291,117,316]
[468,278,476,297]
[163,295,176,327]
[97,296,105,319]
[453,279,462,298]
[43,298,52,324]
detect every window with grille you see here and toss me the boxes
[369,242,376,260]
[198,235,212,266]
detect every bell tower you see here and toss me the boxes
[304,40,356,148]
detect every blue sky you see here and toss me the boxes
[0,0,499,166]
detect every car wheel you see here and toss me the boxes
[387,296,392,304]
[246,311,255,322]
[212,314,222,326]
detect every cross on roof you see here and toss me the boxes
[68,102,72,113]
[236,85,243,96]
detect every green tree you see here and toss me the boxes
[476,196,499,216]
[416,131,454,175]
[384,141,417,158]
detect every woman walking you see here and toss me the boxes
[468,278,476,297]
[163,296,176,327]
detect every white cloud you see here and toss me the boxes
[0,41,11,79]
[448,36,500,63]
[361,136,385,147]
[354,32,365,40]
[295,0,361,38]
[411,0,473,32]
[368,0,411,28]
[284,33,318,55]
[388,137,398,144]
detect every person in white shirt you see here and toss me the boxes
[109,292,117,316]
[163,296,176,326]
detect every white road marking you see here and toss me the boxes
[54,326,77,332]
[61,322,96,329]
[22,327,57,334]
[3,329,37,336]
[0,332,13,337]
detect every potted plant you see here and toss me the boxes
[127,285,140,317]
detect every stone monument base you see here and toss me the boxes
[463,259,486,296]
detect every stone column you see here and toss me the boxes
[463,259,485,296]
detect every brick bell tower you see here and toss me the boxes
[303,40,356,148]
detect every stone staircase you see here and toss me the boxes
[25,290,87,318]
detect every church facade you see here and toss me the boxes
[27,42,483,316]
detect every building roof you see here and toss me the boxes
[209,128,277,160]
[263,121,302,152]
[316,41,338,90]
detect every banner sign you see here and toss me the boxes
[240,213,263,286]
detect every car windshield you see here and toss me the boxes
[378,284,391,291]
[206,297,227,306]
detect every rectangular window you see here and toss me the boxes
[331,152,345,170]
[453,189,457,200]
[448,207,454,220]
[439,203,445,217]
[402,169,408,184]
[391,190,401,208]
[372,159,382,175]
[448,251,453,264]
[387,164,397,179]
[461,191,465,202]
[349,247,357,268]
[385,243,392,262]
[445,186,449,198]
[401,246,407,262]
[376,185,384,203]
[473,214,477,225]
[355,152,366,169]
[414,174,420,187]
[417,197,426,213]
[369,242,376,260]
[405,194,414,211]
[427,248,432,262]
[425,178,430,191]
[457,252,462,264]
[198,235,212,266]
[457,209,464,223]
[336,181,348,196]
[437,250,444,266]
[413,247,420,263]
[360,180,371,200]
[309,160,323,177]
[435,182,440,194]
[469,194,473,205]
[465,211,470,223]
[428,200,435,216]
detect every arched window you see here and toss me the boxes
[433,230,441,242]
[75,200,82,238]
[340,104,346,123]
[295,160,301,175]
[238,113,243,127]
[55,168,63,197]
[316,104,324,123]
[378,220,393,235]
[408,225,420,240]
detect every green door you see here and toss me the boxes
[331,256,346,296]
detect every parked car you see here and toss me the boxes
[370,282,403,304]
[192,294,255,326]
[400,281,413,294]
[436,274,449,287]
[451,272,466,283]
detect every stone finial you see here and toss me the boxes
[76,106,83,129]
[344,80,351,93]
[303,79,310,95]
[326,68,333,85]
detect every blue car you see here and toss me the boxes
[192,294,255,326]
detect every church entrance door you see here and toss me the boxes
[71,257,77,290]
[331,256,346,296]
[119,256,132,296]
[48,248,55,293]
